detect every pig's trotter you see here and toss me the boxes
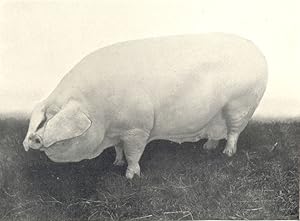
[223,133,238,157]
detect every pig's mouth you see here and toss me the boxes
[40,146,48,151]
[39,146,57,158]
[42,145,62,159]
[40,140,70,156]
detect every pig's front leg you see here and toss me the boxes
[121,129,149,179]
[113,144,126,166]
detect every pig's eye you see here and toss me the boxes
[46,105,59,119]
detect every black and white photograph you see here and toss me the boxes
[0,0,299,220]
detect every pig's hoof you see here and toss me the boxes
[203,140,218,150]
[222,146,236,157]
[113,158,125,166]
[125,166,140,179]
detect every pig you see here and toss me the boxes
[23,33,268,179]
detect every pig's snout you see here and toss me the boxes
[23,134,43,151]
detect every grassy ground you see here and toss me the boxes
[0,117,298,220]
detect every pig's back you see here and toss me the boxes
[66,33,266,102]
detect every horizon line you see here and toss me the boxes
[1,111,299,123]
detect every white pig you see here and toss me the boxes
[23,33,268,179]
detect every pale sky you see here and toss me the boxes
[0,0,299,119]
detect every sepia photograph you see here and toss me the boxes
[0,0,299,220]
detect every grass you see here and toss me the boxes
[0,117,298,220]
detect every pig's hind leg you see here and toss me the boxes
[203,111,227,150]
[222,95,259,157]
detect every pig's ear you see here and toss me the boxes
[43,101,92,147]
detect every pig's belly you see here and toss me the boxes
[148,92,228,143]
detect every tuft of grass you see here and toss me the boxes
[0,117,299,220]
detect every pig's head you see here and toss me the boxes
[23,99,105,162]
